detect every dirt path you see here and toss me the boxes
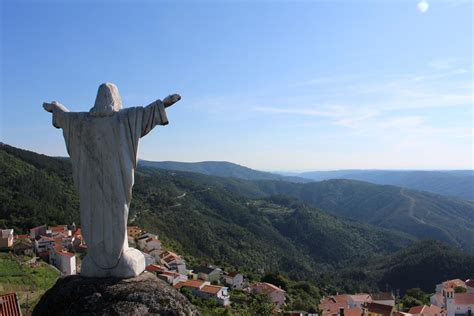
[400,188,459,246]
[400,188,424,223]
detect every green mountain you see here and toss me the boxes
[297,170,474,201]
[253,180,474,251]
[324,240,474,294]
[139,160,309,183]
[179,176,474,251]
[0,143,410,274]
[1,143,473,294]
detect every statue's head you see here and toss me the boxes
[90,83,123,116]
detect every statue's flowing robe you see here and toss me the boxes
[52,101,168,269]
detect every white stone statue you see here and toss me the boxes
[43,83,181,278]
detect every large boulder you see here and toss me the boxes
[33,272,200,316]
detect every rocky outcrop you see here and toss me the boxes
[33,272,200,316]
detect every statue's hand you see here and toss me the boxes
[162,94,181,108]
[43,101,69,113]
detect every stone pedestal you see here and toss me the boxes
[33,272,199,316]
[80,248,146,278]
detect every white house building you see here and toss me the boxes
[250,282,286,307]
[35,236,56,253]
[372,293,395,307]
[30,225,47,239]
[198,284,230,306]
[348,294,372,308]
[161,251,187,275]
[157,271,188,286]
[175,280,230,306]
[50,245,76,275]
[223,272,244,289]
[0,229,14,249]
[446,293,474,316]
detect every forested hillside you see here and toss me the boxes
[1,143,473,294]
[297,170,474,201]
[175,174,474,251]
[139,160,309,183]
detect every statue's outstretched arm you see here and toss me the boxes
[162,94,181,108]
[43,101,70,113]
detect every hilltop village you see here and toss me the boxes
[1,225,473,315]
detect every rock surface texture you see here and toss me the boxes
[33,272,200,316]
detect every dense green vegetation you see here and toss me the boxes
[1,143,473,299]
[173,174,474,251]
[0,146,79,232]
[321,240,474,294]
[399,288,430,310]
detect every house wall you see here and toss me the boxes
[0,236,13,248]
[447,299,473,316]
[232,274,244,289]
[374,300,395,307]
[269,291,286,306]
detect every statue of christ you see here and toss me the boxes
[44,83,181,278]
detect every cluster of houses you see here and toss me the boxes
[318,278,474,316]
[130,226,252,307]
[2,224,290,309]
[129,226,288,308]
[1,225,80,275]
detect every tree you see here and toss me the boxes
[261,273,288,291]
[454,286,466,293]
[249,293,275,315]
[400,288,429,310]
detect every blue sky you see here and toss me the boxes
[1,0,472,171]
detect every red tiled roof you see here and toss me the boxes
[442,279,465,289]
[162,254,181,263]
[53,245,74,257]
[365,302,393,316]
[251,282,285,294]
[345,307,363,316]
[145,265,162,272]
[407,304,441,315]
[371,292,394,301]
[161,271,180,277]
[15,234,29,239]
[201,285,223,295]
[454,293,474,305]
[0,292,21,316]
[350,294,372,302]
[38,235,55,242]
[160,250,178,258]
[408,305,425,314]
[49,226,67,232]
[174,280,205,289]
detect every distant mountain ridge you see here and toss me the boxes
[296,169,474,201]
[139,160,310,183]
[140,160,473,201]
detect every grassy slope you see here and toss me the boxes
[0,253,60,315]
